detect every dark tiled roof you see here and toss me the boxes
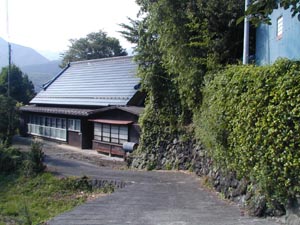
[20,105,144,117]
[20,105,95,117]
[91,106,144,116]
[30,56,139,107]
[117,106,144,116]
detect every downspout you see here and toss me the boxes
[243,0,250,65]
[267,24,270,64]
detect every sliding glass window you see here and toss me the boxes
[94,123,128,144]
[28,115,67,141]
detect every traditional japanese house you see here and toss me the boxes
[20,56,144,156]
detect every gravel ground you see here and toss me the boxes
[12,135,126,169]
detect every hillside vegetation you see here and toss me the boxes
[195,59,300,205]
[122,0,300,214]
[0,143,113,225]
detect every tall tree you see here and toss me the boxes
[124,0,251,111]
[120,16,186,165]
[60,30,127,67]
[0,65,35,104]
[121,16,184,120]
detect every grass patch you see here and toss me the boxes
[0,173,112,225]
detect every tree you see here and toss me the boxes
[60,30,128,67]
[0,95,18,145]
[120,16,184,122]
[120,0,255,169]
[0,65,35,104]
[245,0,300,25]
[120,16,187,168]
[123,0,253,111]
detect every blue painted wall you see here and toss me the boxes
[256,8,300,65]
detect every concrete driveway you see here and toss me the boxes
[14,137,282,225]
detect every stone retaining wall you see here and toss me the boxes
[74,176,127,190]
[286,197,300,225]
[88,178,127,189]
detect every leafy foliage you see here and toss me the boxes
[0,141,45,176]
[121,10,186,160]
[246,0,300,25]
[22,142,46,177]
[133,0,251,111]
[195,59,300,204]
[0,95,19,145]
[0,65,35,104]
[121,0,255,165]
[0,146,22,174]
[0,65,35,145]
[60,30,127,67]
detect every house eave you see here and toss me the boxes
[20,105,94,117]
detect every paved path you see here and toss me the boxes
[13,137,282,225]
[45,156,281,225]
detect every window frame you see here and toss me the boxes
[27,115,67,141]
[68,119,81,132]
[277,15,283,40]
[94,123,128,145]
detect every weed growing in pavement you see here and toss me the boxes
[0,173,113,225]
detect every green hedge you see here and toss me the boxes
[195,59,300,203]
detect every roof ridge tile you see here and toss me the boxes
[70,55,134,65]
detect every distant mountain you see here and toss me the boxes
[22,61,62,92]
[0,37,49,68]
[0,37,62,92]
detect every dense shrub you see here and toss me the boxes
[195,59,300,204]
[23,142,46,176]
[0,141,45,176]
[0,145,22,173]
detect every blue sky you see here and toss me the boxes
[0,0,139,59]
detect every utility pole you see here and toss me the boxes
[6,0,11,97]
[6,0,12,144]
[243,0,250,65]
[8,43,11,97]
